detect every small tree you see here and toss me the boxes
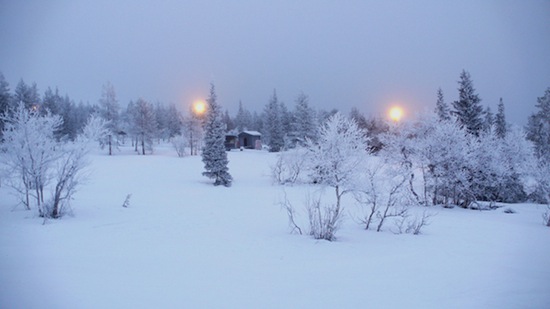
[172,134,188,157]
[263,90,284,152]
[306,112,369,240]
[271,146,310,185]
[201,84,232,187]
[133,98,157,155]
[182,112,203,156]
[435,87,451,121]
[495,98,507,139]
[1,103,62,212]
[292,93,317,146]
[98,82,120,155]
[234,101,252,132]
[526,87,550,164]
[1,106,104,218]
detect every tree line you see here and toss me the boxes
[1,69,549,224]
[273,70,550,239]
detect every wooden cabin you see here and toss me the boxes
[238,131,262,150]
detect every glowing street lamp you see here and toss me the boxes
[193,100,207,116]
[388,106,404,122]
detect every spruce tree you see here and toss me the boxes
[526,87,550,163]
[0,72,11,136]
[263,90,284,152]
[495,98,507,139]
[435,87,450,121]
[234,101,252,132]
[13,79,40,111]
[452,70,484,136]
[292,93,317,145]
[202,84,232,186]
[483,106,494,133]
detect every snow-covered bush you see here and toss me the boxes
[172,134,188,157]
[353,158,418,232]
[0,103,62,211]
[303,113,369,240]
[1,105,104,219]
[306,193,342,241]
[393,210,435,235]
[271,146,310,185]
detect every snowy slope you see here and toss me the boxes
[1,146,549,308]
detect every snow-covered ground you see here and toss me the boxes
[1,146,549,308]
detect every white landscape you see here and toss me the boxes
[1,145,549,309]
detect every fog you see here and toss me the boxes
[1,0,549,124]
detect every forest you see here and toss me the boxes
[0,70,549,230]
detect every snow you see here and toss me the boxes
[241,130,261,136]
[1,145,549,308]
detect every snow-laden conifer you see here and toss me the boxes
[435,87,450,121]
[201,84,232,187]
[526,87,550,163]
[495,98,507,139]
[292,93,317,145]
[263,90,284,152]
[234,101,252,132]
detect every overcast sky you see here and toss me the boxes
[1,0,549,124]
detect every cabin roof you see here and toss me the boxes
[240,131,262,136]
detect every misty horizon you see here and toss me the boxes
[1,1,549,125]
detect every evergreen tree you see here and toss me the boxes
[13,79,40,111]
[202,84,232,186]
[98,82,120,155]
[154,102,169,141]
[59,95,79,140]
[222,109,235,132]
[250,111,263,132]
[526,87,550,163]
[0,72,11,136]
[495,98,507,139]
[483,106,494,133]
[349,107,368,131]
[165,103,182,139]
[452,70,484,136]
[234,101,252,132]
[435,87,450,121]
[365,116,389,153]
[263,90,284,152]
[293,93,317,145]
[42,87,64,115]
